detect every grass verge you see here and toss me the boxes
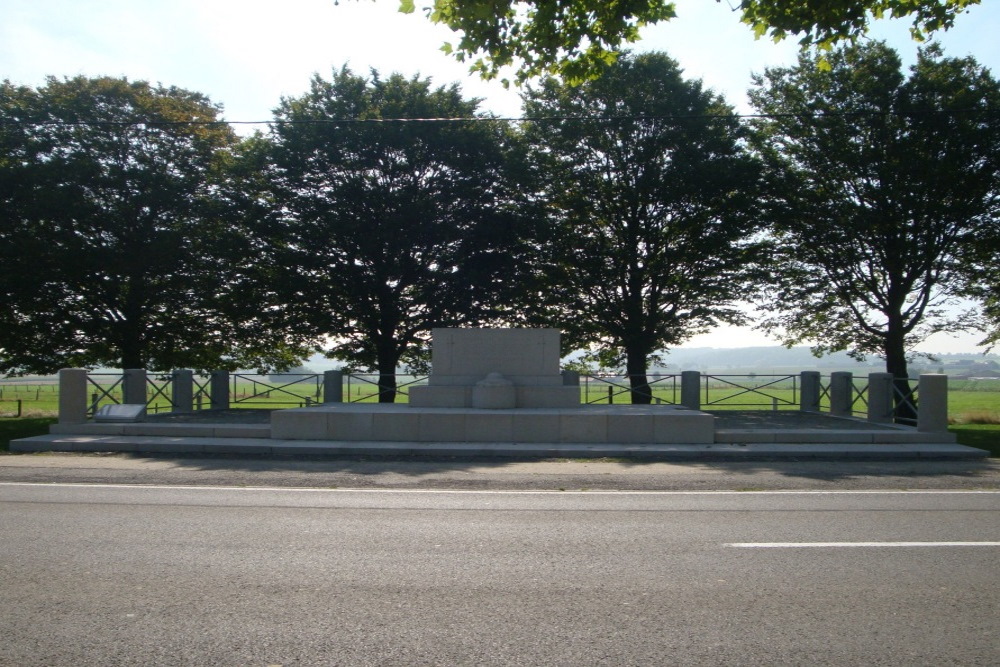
[0,417,57,453]
[950,424,1000,458]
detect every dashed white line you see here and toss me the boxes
[727,542,1000,548]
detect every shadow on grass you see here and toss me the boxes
[950,424,1000,457]
[0,417,57,453]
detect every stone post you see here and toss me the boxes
[323,370,344,404]
[58,368,88,424]
[210,370,230,410]
[799,371,821,412]
[681,371,701,410]
[867,373,894,424]
[172,369,194,413]
[829,372,853,417]
[917,373,949,433]
[561,370,580,386]
[122,368,147,406]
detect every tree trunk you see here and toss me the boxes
[884,325,916,423]
[625,345,651,405]
[118,320,145,370]
[375,344,399,404]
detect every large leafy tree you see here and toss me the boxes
[522,52,764,403]
[0,76,274,374]
[255,67,538,402]
[749,43,1000,411]
[394,0,982,84]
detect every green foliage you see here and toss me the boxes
[749,43,1000,381]
[394,0,980,85]
[521,53,765,402]
[250,67,540,400]
[740,0,981,48]
[0,76,286,374]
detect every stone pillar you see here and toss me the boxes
[681,371,701,410]
[799,371,821,412]
[867,372,894,424]
[172,369,194,413]
[561,370,580,386]
[918,374,949,433]
[210,370,229,410]
[323,370,344,403]
[122,368,147,405]
[58,368,88,424]
[829,372,853,417]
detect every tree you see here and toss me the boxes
[968,220,1000,351]
[255,67,538,402]
[749,43,1000,414]
[521,52,764,403]
[0,76,282,375]
[395,0,982,85]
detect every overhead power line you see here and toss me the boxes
[0,108,995,129]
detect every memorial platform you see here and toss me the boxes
[270,403,715,444]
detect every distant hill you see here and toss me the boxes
[650,347,999,374]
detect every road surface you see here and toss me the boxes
[2,483,998,665]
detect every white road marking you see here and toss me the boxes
[727,542,1000,548]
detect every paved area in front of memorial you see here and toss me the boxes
[11,408,988,461]
[3,450,998,490]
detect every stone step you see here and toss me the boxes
[715,429,957,444]
[9,434,988,459]
[49,422,271,439]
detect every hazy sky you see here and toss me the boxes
[3,0,997,353]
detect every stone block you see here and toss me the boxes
[371,411,420,441]
[607,413,655,443]
[465,412,515,442]
[270,409,329,440]
[420,412,466,441]
[213,425,272,438]
[472,373,516,409]
[653,412,714,443]
[560,413,607,443]
[516,386,580,408]
[511,412,561,443]
[327,410,376,440]
[409,385,470,407]
[50,423,124,435]
[122,423,211,437]
[430,328,561,378]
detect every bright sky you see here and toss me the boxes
[2,0,997,354]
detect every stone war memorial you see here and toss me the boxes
[270,328,715,444]
[20,325,979,458]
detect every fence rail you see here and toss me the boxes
[345,374,429,403]
[581,374,679,405]
[702,374,798,409]
[232,373,323,408]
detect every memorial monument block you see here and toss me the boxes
[409,328,580,409]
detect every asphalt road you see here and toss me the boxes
[2,484,998,665]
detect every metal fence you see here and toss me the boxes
[31,368,954,434]
[344,374,429,403]
[581,374,680,405]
